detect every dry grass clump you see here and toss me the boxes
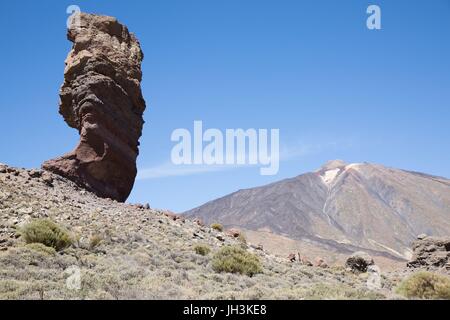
[194,244,211,256]
[89,234,103,250]
[237,233,247,244]
[396,271,450,300]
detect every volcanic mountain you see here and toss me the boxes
[185,160,450,262]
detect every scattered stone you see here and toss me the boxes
[28,170,42,178]
[250,244,264,251]
[226,228,241,238]
[17,207,33,215]
[315,257,328,268]
[288,253,296,262]
[144,203,150,210]
[216,235,225,242]
[417,233,428,240]
[193,218,205,227]
[301,258,313,266]
[193,232,204,239]
[296,253,312,266]
[41,172,54,186]
[164,211,185,222]
[6,167,16,174]
[345,251,375,273]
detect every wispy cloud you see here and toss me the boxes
[137,140,353,180]
[137,162,238,180]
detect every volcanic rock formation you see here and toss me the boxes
[407,236,450,271]
[42,13,146,202]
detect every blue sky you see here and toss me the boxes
[0,0,449,212]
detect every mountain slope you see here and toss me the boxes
[1,163,403,299]
[184,161,450,260]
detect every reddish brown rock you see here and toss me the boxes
[297,253,313,266]
[193,218,205,227]
[164,211,185,222]
[226,228,242,238]
[42,13,146,202]
[288,253,296,262]
[315,257,328,268]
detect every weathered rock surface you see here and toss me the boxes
[42,13,146,202]
[407,236,450,271]
[346,251,375,273]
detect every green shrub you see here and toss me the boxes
[194,244,211,256]
[396,271,450,300]
[19,219,72,251]
[212,246,262,277]
[211,223,223,232]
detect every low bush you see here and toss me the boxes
[212,246,262,277]
[396,271,450,299]
[194,244,211,256]
[19,219,72,251]
[211,223,223,232]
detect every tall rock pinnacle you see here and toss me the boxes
[42,13,147,202]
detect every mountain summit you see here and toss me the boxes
[185,161,450,261]
[318,159,348,171]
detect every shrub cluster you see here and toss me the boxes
[212,246,262,277]
[19,219,72,251]
[396,271,450,299]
